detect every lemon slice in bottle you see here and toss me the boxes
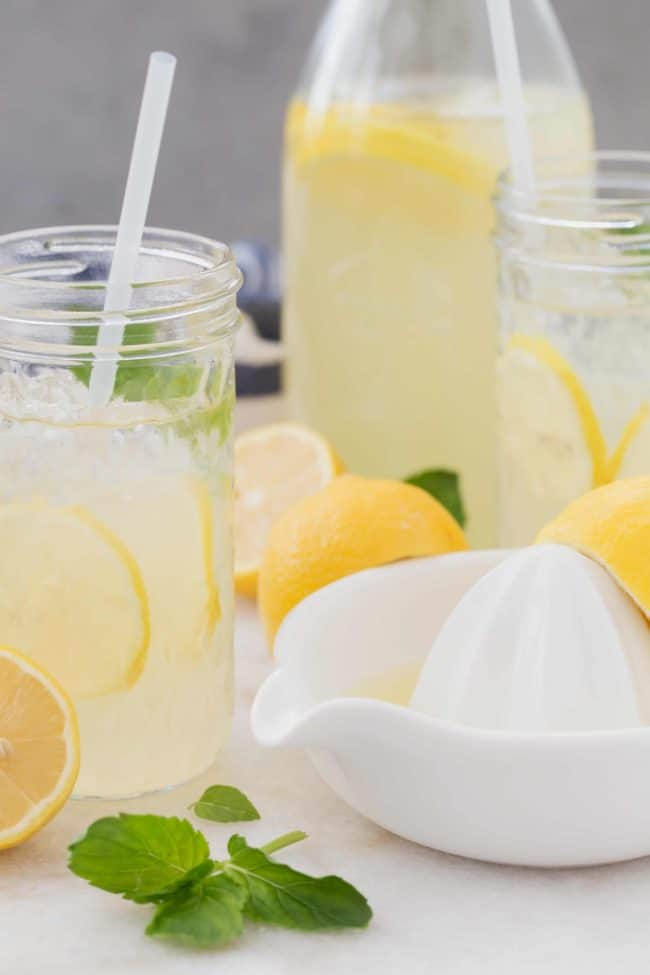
[0,646,79,849]
[0,502,149,698]
[287,102,496,197]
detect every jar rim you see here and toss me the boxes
[0,225,242,325]
[0,226,242,365]
[497,151,650,220]
[495,151,650,276]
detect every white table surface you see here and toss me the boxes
[5,600,650,974]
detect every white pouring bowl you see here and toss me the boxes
[251,551,650,868]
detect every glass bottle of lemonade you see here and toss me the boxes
[283,0,593,545]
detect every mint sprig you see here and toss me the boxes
[191,784,261,823]
[68,788,372,950]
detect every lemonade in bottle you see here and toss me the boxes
[0,227,240,798]
[283,0,593,544]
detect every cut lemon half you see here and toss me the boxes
[0,502,149,699]
[287,102,496,197]
[538,476,650,618]
[235,423,342,597]
[0,646,79,849]
[259,474,469,647]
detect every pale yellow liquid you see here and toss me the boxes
[0,370,234,798]
[346,664,422,707]
[284,84,593,545]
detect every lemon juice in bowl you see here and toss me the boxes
[283,0,593,545]
[496,153,650,545]
[0,227,240,798]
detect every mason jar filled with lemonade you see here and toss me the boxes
[283,0,593,545]
[496,154,650,546]
[0,227,240,798]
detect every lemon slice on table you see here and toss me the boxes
[234,423,341,597]
[97,474,221,660]
[538,476,650,617]
[0,502,149,699]
[287,102,496,197]
[0,646,79,850]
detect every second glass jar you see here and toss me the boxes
[496,153,650,545]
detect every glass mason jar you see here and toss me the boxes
[496,153,650,546]
[0,226,241,798]
[283,0,592,546]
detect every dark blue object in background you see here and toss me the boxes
[232,241,283,397]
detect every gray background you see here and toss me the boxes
[0,0,645,247]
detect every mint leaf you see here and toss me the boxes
[146,875,247,948]
[70,313,234,452]
[405,468,466,527]
[225,837,372,930]
[173,384,234,447]
[68,814,211,903]
[131,859,216,905]
[192,785,260,824]
[228,834,248,857]
[114,362,203,403]
[72,320,203,403]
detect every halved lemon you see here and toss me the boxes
[538,476,650,618]
[259,474,469,647]
[0,502,149,699]
[0,646,79,850]
[234,423,341,597]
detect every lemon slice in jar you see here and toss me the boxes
[609,405,650,480]
[498,335,605,543]
[93,473,221,660]
[500,335,650,513]
[0,502,149,698]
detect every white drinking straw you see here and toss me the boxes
[89,50,177,407]
[486,0,536,197]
